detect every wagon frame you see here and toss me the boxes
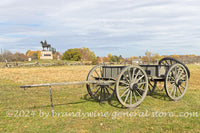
[20,57,190,115]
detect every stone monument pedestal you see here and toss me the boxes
[40,51,53,59]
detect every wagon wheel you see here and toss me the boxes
[116,65,148,108]
[148,80,157,95]
[159,57,190,78]
[164,64,189,101]
[86,65,115,102]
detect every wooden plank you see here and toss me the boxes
[20,80,116,88]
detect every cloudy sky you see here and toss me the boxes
[0,0,200,57]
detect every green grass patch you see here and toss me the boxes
[0,65,200,132]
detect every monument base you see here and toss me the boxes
[40,51,53,59]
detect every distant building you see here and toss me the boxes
[28,58,32,61]
[40,51,53,59]
[132,59,142,64]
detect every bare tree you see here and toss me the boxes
[145,50,152,64]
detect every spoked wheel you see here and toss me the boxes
[116,65,148,108]
[164,64,189,101]
[86,65,115,101]
[148,80,157,95]
[159,57,190,78]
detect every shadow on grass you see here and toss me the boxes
[82,94,124,108]
[27,90,171,110]
[147,89,170,101]
[28,94,107,109]
[107,95,126,109]
[28,101,89,109]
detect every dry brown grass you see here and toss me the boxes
[0,64,199,90]
[188,65,200,89]
[0,65,94,85]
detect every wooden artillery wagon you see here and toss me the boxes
[21,57,190,114]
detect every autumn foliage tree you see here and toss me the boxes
[96,56,103,64]
[26,50,41,60]
[171,55,180,59]
[62,47,97,64]
[104,54,123,62]
[102,57,109,62]
[62,48,81,61]
[79,47,97,64]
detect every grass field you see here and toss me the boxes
[0,65,200,132]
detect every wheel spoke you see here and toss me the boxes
[175,66,178,77]
[100,67,103,77]
[93,87,101,95]
[167,83,175,90]
[136,75,145,83]
[103,88,106,99]
[105,87,111,95]
[170,85,175,95]
[107,86,114,91]
[138,86,146,91]
[132,68,136,82]
[119,80,129,86]
[176,86,179,97]
[171,69,176,79]
[173,86,176,98]
[124,90,130,103]
[91,75,95,79]
[128,68,132,82]
[133,91,137,102]
[134,70,140,82]
[91,84,98,90]
[168,80,175,83]
[98,88,102,100]
[120,89,129,98]
[138,82,146,85]
[170,60,173,65]
[178,70,183,79]
[177,86,182,94]
[123,73,130,84]
[165,60,169,65]
[180,75,186,79]
[168,76,175,81]
[130,91,132,105]
[119,86,129,90]
[180,84,186,90]
[94,70,100,78]
[135,89,142,98]
[161,62,165,65]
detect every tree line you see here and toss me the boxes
[0,48,198,65]
[0,50,27,62]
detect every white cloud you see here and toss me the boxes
[0,0,200,56]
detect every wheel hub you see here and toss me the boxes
[130,83,138,91]
[175,79,182,86]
